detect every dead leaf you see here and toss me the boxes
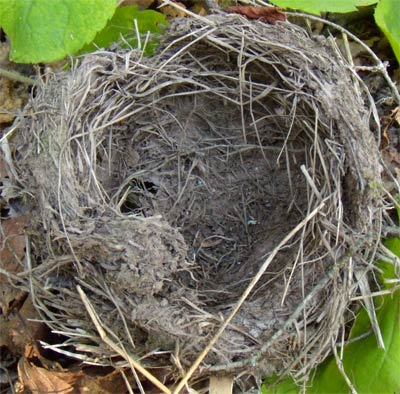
[0,216,28,271]
[18,357,77,394]
[225,6,286,24]
[121,0,155,10]
[192,4,207,16]
[0,77,26,124]
[18,359,133,394]
[0,215,30,316]
[76,368,131,394]
[381,106,400,149]
[0,297,44,355]
[160,1,187,18]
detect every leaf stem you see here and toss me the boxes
[0,66,37,85]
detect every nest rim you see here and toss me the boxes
[6,12,387,388]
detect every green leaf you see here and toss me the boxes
[263,292,400,394]
[379,237,399,290]
[311,291,399,393]
[269,0,377,14]
[374,0,400,63]
[262,238,400,394]
[262,376,298,393]
[82,5,167,55]
[0,0,117,63]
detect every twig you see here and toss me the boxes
[0,66,37,85]
[332,339,358,394]
[351,286,400,300]
[0,123,19,145]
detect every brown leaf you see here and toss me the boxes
[0,215,30,316]
[161,2,187,18]
[0,297,44,355]
[225,6,286,24]
[18,360,133,394]
[76,368,131,394]
[18,357,77,394]
[0,216,29,273]
[0,77,26,124]
[120,0,154,9]
[381,106,400,149]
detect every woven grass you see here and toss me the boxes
[8,11,386,390]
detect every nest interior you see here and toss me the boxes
[9,14,382,380]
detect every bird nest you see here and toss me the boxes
[8,12,384,389]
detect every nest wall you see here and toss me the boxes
[10,14,382,380]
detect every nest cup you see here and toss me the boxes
[11,14,382,383]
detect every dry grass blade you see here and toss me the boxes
[77,286,172,394]
[354,271,384,349]
[332,339,358,394]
